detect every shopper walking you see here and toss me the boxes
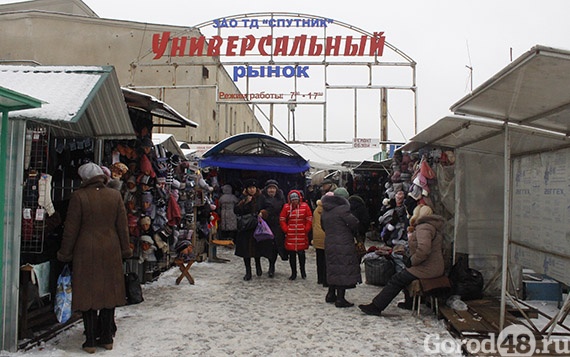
[234,179,262,281]
[280,190,312,280]
[256,179,286,277]
[57,163,133,353]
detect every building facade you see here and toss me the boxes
[0,0,264,145]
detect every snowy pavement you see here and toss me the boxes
[6,244,461,356]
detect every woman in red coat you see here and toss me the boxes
[279,190,312,280]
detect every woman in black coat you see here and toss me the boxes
[256,179,286,277]
[321,188,362,307]
[234,179,261,280]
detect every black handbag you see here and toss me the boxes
[237,213,257,231]
[124,265,144,305]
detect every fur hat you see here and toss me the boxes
[244,179,258,188]
[140,215,151,227]
[333,187,349,199]
[78,163,104,181]
[140,235,154,244]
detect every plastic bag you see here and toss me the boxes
[449,257,484,301]
[54,265,72,323]
[253,216,274,242]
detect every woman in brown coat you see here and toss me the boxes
[358,204,444,316]
[57,163,133,353]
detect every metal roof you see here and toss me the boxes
[0,65,135,139]
[122,87,198,128]
[152,133,186,158]
[398,115,570,157]
[0,86,43,112]
[451,45,570,135]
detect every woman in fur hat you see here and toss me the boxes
[57,163,132,353]
[358,204,445,316]
[234,179,262,281]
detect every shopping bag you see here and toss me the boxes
[253,216,274,242]
[54,264,72,323]
[125,266,144,305]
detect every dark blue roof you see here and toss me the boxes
[200,133,310,174]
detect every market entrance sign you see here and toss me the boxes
[142,13,417,143]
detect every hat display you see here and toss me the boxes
[78,162,104,181]
[175,239,192,254]
[140,235,154,244]
[333,187,349,199]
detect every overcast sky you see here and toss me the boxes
[3,0,569,142]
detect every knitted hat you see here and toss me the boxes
[333,187,349,199]
[175,239,192,254]
[78,163,104,181]
[140,235,154,244]
[265,179,279,189]
[289,192,300,200]
[140,215,151,227]
[244,179,258,188]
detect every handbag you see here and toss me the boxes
[125,264,144,305]
[237,213,257,231]
[253,216,274,242]
[54,264,72,323]
[355,241,367,259]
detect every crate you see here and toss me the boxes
[523,278,562,302]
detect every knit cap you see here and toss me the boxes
[78,163,104,181]
[333,187,349,199]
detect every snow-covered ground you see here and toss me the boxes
[6,245,462,356]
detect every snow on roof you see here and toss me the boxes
[0,65,105,122]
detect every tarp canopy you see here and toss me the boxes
[200,133,310,174]
[152,133,186,158]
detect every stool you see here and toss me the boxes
[174,258,195,285]
[408,276,451,316]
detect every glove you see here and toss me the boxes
[403,255,412,268]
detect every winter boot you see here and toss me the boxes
[299,251,307,279]
[255,257,262,277]
[358,303,382,316]
[325,287,337,303]
[288,252,297,280]
[97,308,115,350]
[82,310,98,354]
[268,258,276,278]
[243,258,252,281]
[335,288,354,308]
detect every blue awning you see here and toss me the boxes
[200,133,310,174]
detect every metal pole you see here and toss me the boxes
[354,88,358,139]
[269,103,274,136]
[381,88,388,157]
[500,123,511,331]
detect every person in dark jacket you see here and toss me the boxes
[57,163,133,353]
[234,179,262,281]
[358,204,445,316]
[348,194,370,244]
[256,179,286,277]
[321,187,361,308]
[279,189,313,280]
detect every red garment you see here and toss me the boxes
[167,192,181,227]
[279,189,312,252]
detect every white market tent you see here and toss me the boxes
[400,45,570,331]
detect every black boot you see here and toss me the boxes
[268,257,276,278]
[299,251,306,279]
[288,252,297,280]
[98,308,115,350]
[255,257,262,277]
[325,287,336,303]
[82,310,98,353]
[243,258,252,281]
[335,288,354,308]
